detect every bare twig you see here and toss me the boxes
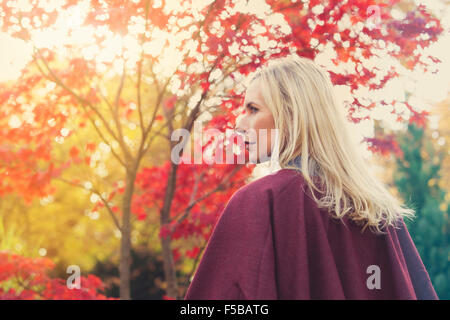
[136,0,151,138]
[55,177,122,232]
[170,165,243,225]
[33,49,133,165]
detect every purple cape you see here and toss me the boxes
[184,168,438,300]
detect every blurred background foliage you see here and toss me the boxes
[373,97,450,299]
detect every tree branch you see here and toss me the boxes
[137,0,220,161]
[111,62,133,161]
[55,177,122,232]
[170,165,243,225]
[136,0,151,140]
[33,48,133,165]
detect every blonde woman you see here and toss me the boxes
[184,55,437,300]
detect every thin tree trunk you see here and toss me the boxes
[161,234,179,298]
[160,162,179,299]
[120,168,137,300]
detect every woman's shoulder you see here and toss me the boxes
[230,168,306,204]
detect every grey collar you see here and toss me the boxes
[286,155,302,171]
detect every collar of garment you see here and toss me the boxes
[286,155,302,171]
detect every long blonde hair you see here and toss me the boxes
[250,55,415,234]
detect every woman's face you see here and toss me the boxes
[235,78,276,164]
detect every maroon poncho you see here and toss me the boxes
[184,168,438,300]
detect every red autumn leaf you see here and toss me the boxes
[107,191,116,201]
[200,81,210,93]
[164,96,177,109]
[69,146,80,159]
[85,142,96,152]
[186,246,200,259]
[172,248,181,263]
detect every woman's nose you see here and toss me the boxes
[235,114,247,136]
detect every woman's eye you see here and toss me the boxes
[249,105,258,113]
